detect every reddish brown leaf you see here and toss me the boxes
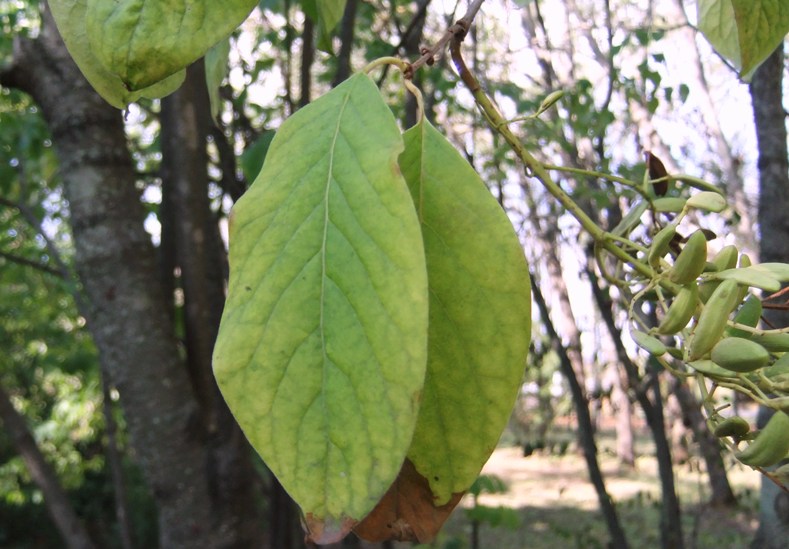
[645,151,669,196]
[353,459,464,543]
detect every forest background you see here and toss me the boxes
[1,0,788,548]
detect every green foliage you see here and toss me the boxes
[48,0,186,108]
[400,119,531,505]
[214,69,531,542]
[85,0,256,90]
[698,0,789,80]
[213,73,430,541]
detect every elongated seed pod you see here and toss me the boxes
[709,245,739,272]
[648,225,676,268]
[710,337,770,373]
[689,279,741,360]
[736,411,789,467]
[657,283,698,335]
[713,416,750,438]
[669,230,708,285]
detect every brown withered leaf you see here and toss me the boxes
[353,459,464,543]
[645,151,669,196]
[303,514,357,545]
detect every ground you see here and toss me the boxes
[375,427,763,549]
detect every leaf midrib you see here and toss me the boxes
[319,83,354,508]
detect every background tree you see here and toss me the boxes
[0,1,786,547]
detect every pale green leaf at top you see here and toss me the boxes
[733,0,789,78]
[85,0,257,90]
[698,0,789,80]
[698,0,739,63]
[399,120,531,505]
[49,0,185,108]
[205,38,231,125]
[213,73,428,535]
[316,0,347,52]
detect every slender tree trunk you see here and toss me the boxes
[332,0,358,87]
[0,10,252,547]
[750,45,789,549]
[100,376,135,549]
[300,16,315,108]
[0,383,96,549]
[587,268,685,549]
[612,364,635,467]
[670,378,736,507]
[160,62,263,546]
[531,275,630,549]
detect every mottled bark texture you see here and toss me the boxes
[750,45,789,549]
[0,9,259,548]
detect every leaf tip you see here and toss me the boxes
[303,513,357,545]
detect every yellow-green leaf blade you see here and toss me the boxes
[85,0,257,90]
[698,0,789,80]
[213,73,428,542]
[400,120,531,505]
[49,0,185,108]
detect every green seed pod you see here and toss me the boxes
[689,279,740,360]
[631,330,667,357]
[648,225,677,268]
[709,245,739,272]
[669,230,708,285]
[736,411,789,468]
[748,333,789,353]
[657,283,699,335]
[727,295,762,339]
[698,280,720,304]
[713,416,751,438]
[710,337,770,373]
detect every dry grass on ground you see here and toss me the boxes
[377,428,763,549]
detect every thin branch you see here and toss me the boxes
[404,0,485,79]
[0,250,62,277]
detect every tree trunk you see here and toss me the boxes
[670,378,736,507]
[587,269,685,549]
[160,63,264,546]
[0,10,257,548]
[100,375,135,549]
[749,44,789,549]
[0,383,96,549]
[531,275,630,549]
[332,0,358,87]
[612,364,635,467]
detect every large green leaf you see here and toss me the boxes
[49,0,185,108]
[212,73,428,544]
[84,0,257,90]
[400,120,530,504]
[698,0,789,80]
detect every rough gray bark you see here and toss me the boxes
[0,10,255,548]
[749,45,789,549]
[0,383,97,549]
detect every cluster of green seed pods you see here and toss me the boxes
[630,201,789,468]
